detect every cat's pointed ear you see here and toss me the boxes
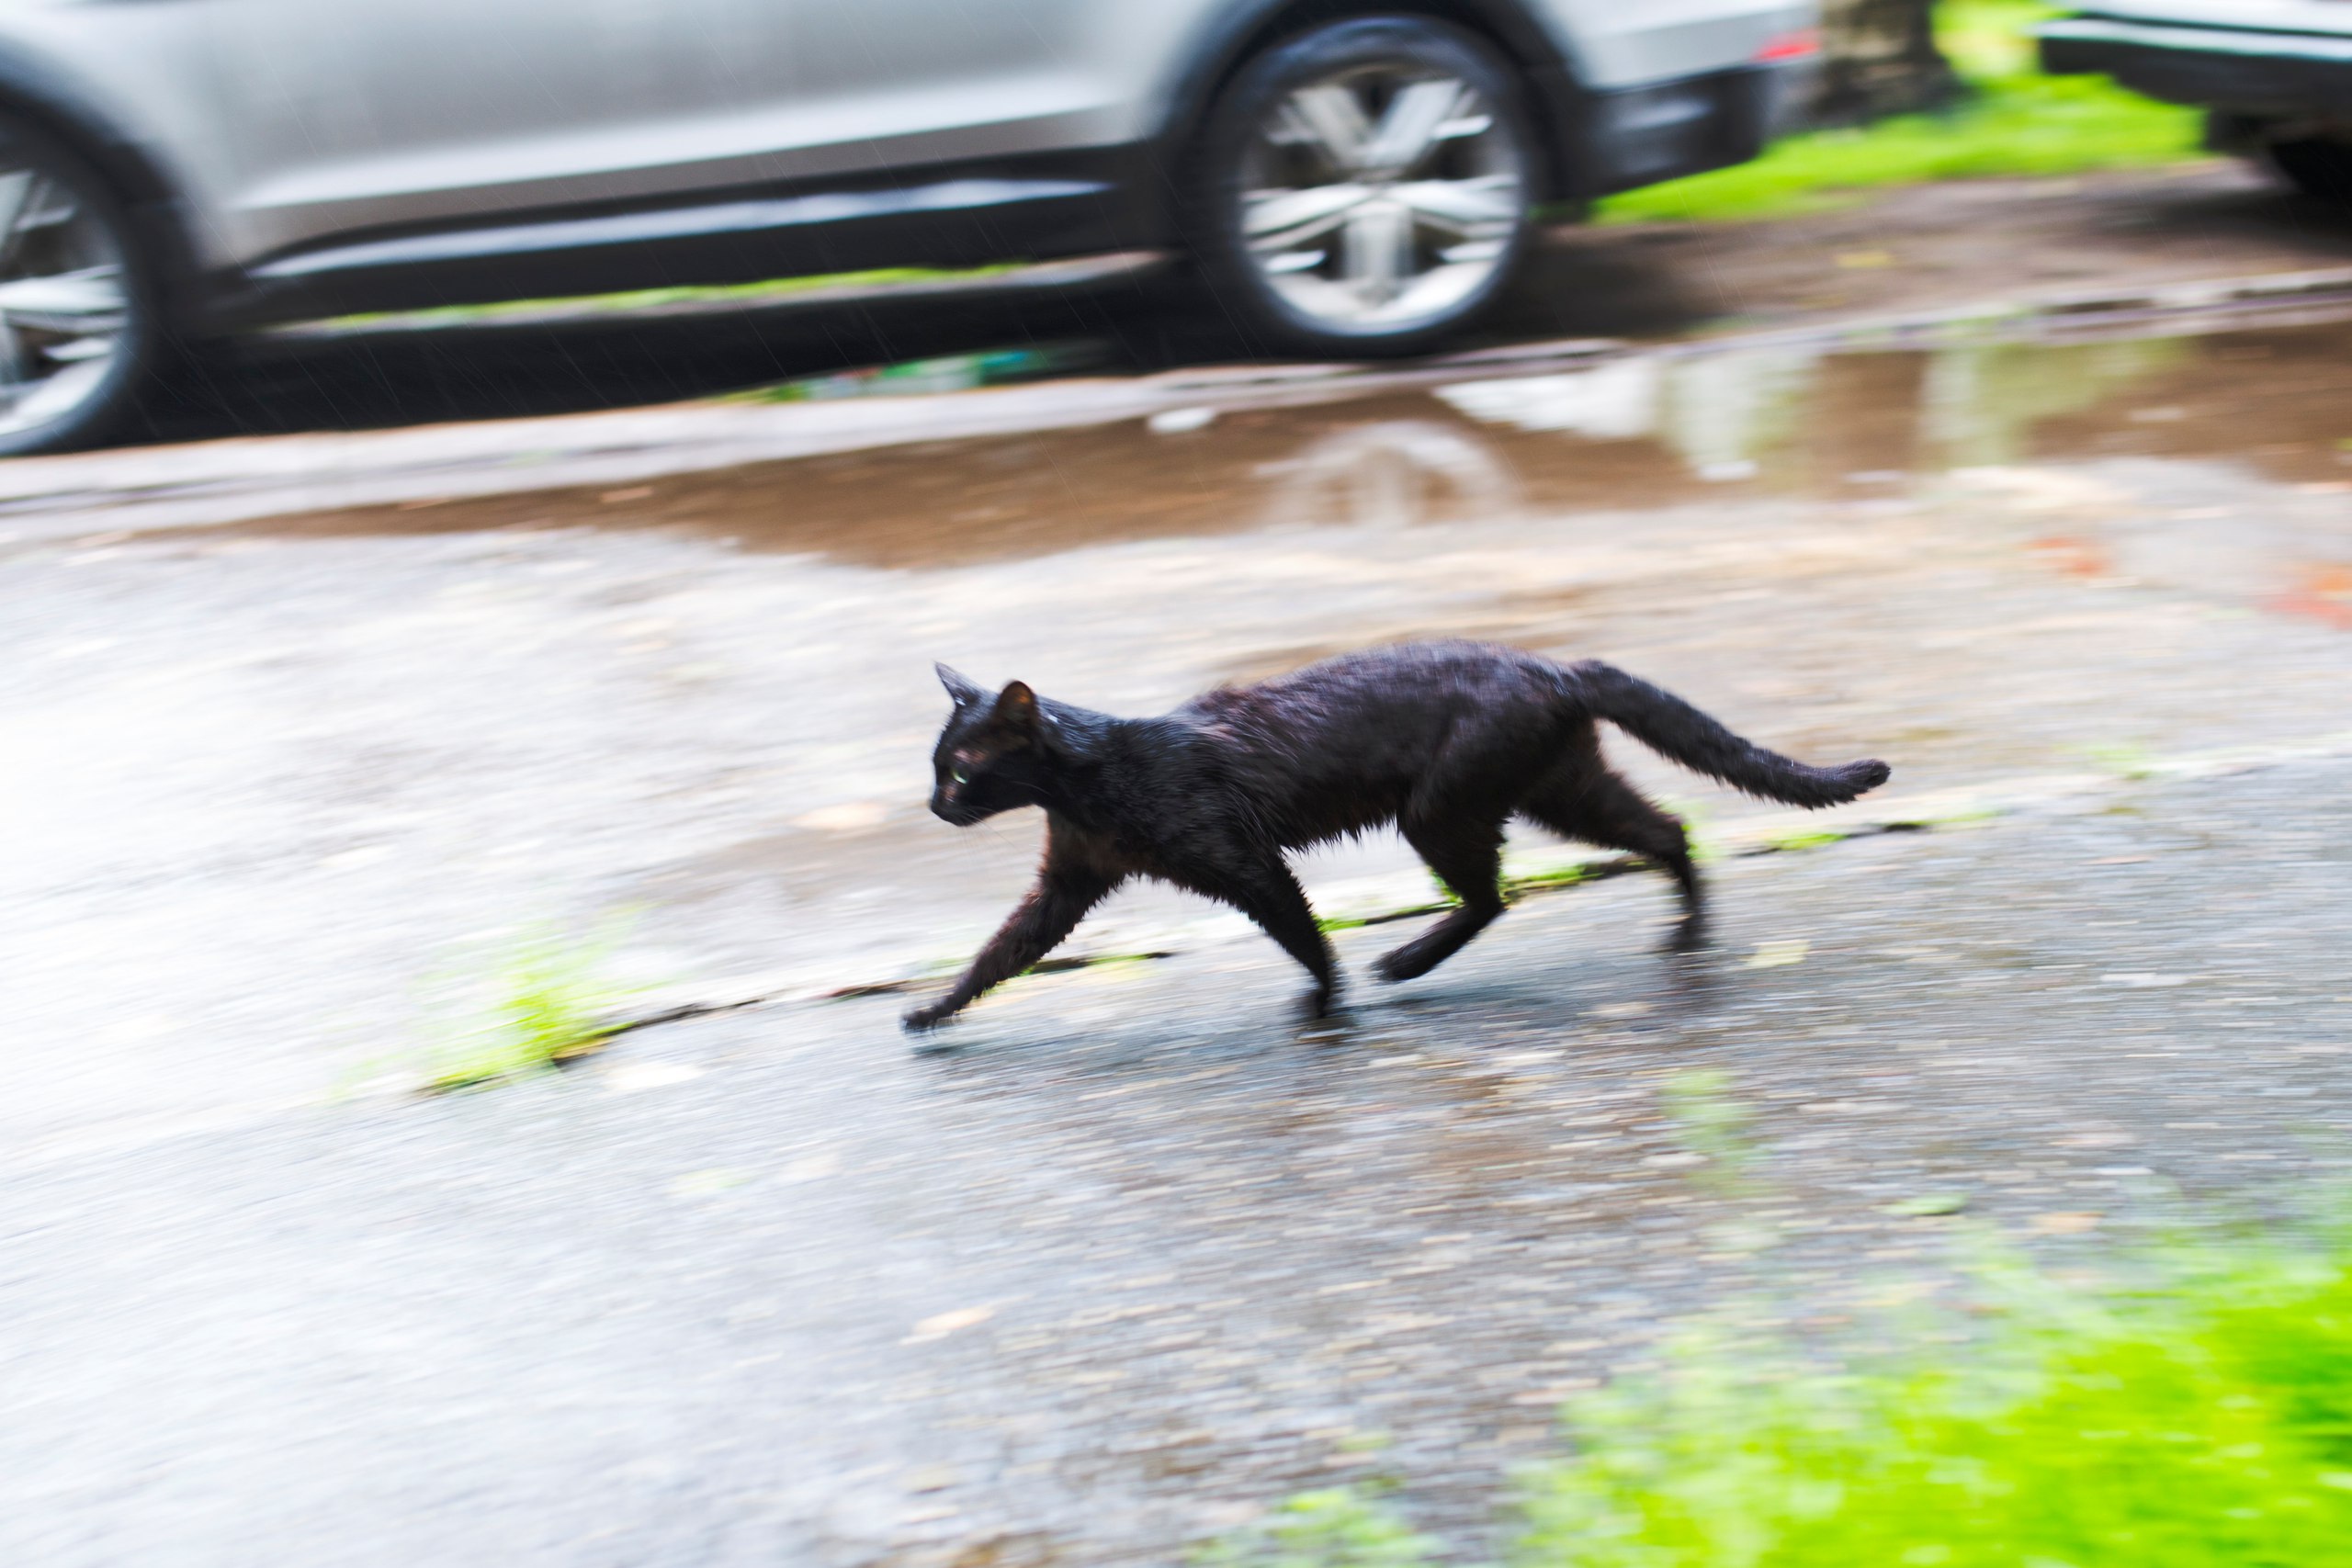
[990,680,1038,733]
[935,662,987,709]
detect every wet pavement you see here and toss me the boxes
[11,310,2352,1141]
[5,299,2352,1562]
[6,759,2350,1567]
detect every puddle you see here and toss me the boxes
[196,317,2352,569]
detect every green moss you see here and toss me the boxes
[1023,950,1172,976]
[1507,863,1592,895]
[417,916,645,1092]
[2084,740,2160,782]
[1766,829,1849,853]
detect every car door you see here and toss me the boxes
[777,0,1182,179]
[198,0,798,265]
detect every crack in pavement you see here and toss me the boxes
[585,729,2352,1055]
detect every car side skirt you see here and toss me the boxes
[205,147,1167,328]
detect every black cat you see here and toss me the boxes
[906,641,1888,1031]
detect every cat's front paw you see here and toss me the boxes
[1667,916,1710,953]
[900,1001,956,1034]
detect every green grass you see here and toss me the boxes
[1206,1222,2352,1567]
[1597,0,2205,224]
[1658,1068,1760,1184]
[1516,1236,2352,1568]
[417,918,647,1092]
[1197,1488,1442,1568]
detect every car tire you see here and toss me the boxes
[2268,136,2352,204]
[0,116,160,457]
[1187,15,1539,358]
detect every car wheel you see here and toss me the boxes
[1189,15,1538,357]
[0,118,157,457]
[2268,136,2352,203]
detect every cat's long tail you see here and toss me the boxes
[1566,660,1891,809]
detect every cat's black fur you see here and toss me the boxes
[906,641,1888,1031]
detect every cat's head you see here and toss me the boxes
[927,663,1061,826]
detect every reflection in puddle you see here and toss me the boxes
[1261,420,1521,529]
[1665,349,1821,482]
[1434,357,1665,440]
[202,318,2352,578]
[1439,347,1824,484]
[1919,338,2192,468]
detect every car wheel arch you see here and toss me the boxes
[0,40,207,335]
[1149,0,1590,209]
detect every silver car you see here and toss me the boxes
[0,0,1815,456]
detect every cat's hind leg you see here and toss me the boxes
[1378,816,1506,983]
[1521,764,1705,950]
[1180,852,1341,1019]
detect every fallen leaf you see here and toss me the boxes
[1836,249,1894,269]
[1747,939,1810,969]
[1885,1192,1970,1217]
[795,801,888,832]
[781,1151,841,1182]
[2031,1212,2102,1235]
[901,1464,964,1493]
[605,1061,703,1092]
[905,1306,995,1344]
[669,1168,752,1198]
[1147,406,1217,434]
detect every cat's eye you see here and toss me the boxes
[950,764,970,785]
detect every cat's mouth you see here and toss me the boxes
[931,793,984,827]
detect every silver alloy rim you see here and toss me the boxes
[1239,63,1525,333]
[0,164,130,440]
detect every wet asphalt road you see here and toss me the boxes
[6,757,2350,1567]
[4,302,2352,1562]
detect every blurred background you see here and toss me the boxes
[6,3,2352,1565]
